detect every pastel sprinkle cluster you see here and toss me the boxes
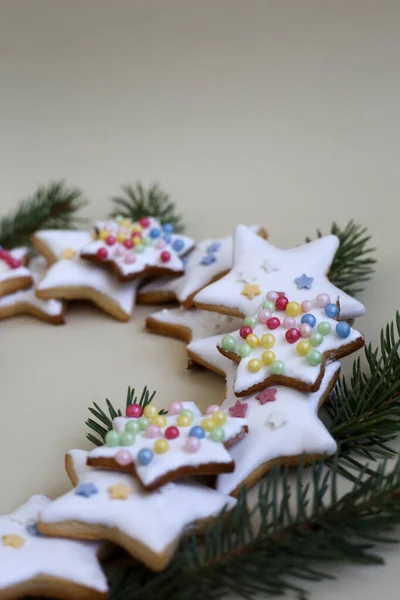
[0,247,22,270]
[200,242,222,266]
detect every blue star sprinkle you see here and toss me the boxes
[26,522,42,537]
[201,255,217,266]
[295,274,314,289]
[75,482,99,498]
[207,242,222,254]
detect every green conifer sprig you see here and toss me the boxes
[0,181,87,249]
[110,183,185,232]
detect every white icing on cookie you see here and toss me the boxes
[0,257,64,319]
[34,230,138,320]
[0,494,108,594]
[148,307,242,342]
[138,226,263,306]
[80,218,194,279]
[0,247,32,286]
[194,225,365,320]
[40,450,236,566]
[88,401,246,489]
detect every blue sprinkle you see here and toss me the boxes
[200,255,217,266]
[163,234,172,244]
[189,426,205,439]
[325,303,339,319]
[336,321,351,338]
[138,448,154,466]
[182,257,189,266]
[207,242,222,254]
[294,273,314,289]
[300,313,317,328]
[26,523,42,537]
[163,223,174,234]
[172,239,185,252]
[150,228,161,239]
[75,482,99,498]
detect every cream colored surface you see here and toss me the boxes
[0,0,399,597]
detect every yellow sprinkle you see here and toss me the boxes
[61,248,77,260]
[108,483,132,500]
[2,534,25,549]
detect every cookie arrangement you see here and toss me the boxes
[0,214,369,600]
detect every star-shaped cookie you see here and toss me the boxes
[137,226,266,308]
[38,450,236,571]
[194,225,365,320]
[32,230,139,322]
[0,247,33,298]
[0,257,65,324]
[0,494,108,599]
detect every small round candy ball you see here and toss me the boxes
[132,232,143,241]
[306,348,323,366]
[205,404,220,415]
[9,257,22,269]
[143,405,158,419]
[163,223,174,233]
[270,360,285,375]
[106,235,116,246]
[154,238,166,249]
[266,317,281,330]
[131,223,143,232]
[301,314,317,328]
[151,414,167,428]
[105,430,120,447]
[113,245,124,257]
[177,414,191,427]
[240,326,253,339]
[285,328,301,344]
[296,340,312,356]
[96,247,108,260]
[239,343,252,358]
[169,401,184,415]
[286,301,301,317]
[248,358,262,372]
[138,416,150,431]
[126,403,142,418]
[244,316,257,328]
[150,228,161,239]
[160,251,171,263]
[210,426,225,443]
[325,303,339,319]
[282,317,296,330]
[154,439,169,454]
[318,321,332,336]
[262,350,276,366]
[258,309,272,324]
[336,322,351,339]
[121,431,136,446]
[139,217,151,228]
[275,296,289,311]
[125,420,141,435]
[266,291,279,302]
[137,448,154,466]
[189,426,205,439]
[246,334,259,348]
[143,236,153,247]
[146,424,161,439]
[135,243,145,254]
[115,450,132,466]
[201,418,216,432]
[299,323,312,338]
[221,334,236,352]
[184,437,201,453]
[316,293,331,308]
[124,253,136,265]
[262,300,275,311]
[99,230,108,241]
[164,426,180,440]
[123,238,133,250]
[261,333,275,349]
[301,300,312,313]
[180,409,194,422]
[212,410,227,426]
[309,332,323,347]
[172,239,184,252]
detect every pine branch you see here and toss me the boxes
[306,220,376,296]
[86,385,163,446]
[0,181,87,249]
[109,456,400,600]
[109,183,185,233]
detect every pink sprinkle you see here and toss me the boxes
[155,239,166,249]
[299,323,312,338]
[228,401,248,418]
[256,388,277,405]
[258,309,272,324]
[282,317,296,329]
[206,404,220,415]
[301,300,312,313]
[115,450,132,466]
[168,401,184,415]
[184,437,201,453]
[124,252,136,264]
[146,425,161,439]
[316,293,331,308]
[266,291,279,302]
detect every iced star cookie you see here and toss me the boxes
[80,217,194,282]
[0,257,65,324]
[87,401,248,491]
[0,494,108,599]
[137,226,267,308]
[146,307,242,345]
[32,230,138,322]
[194,225,365,321]
[38,450,236,571]
[0,246,33,298]
[218,292,364,396]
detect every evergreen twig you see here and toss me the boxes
[109,183,185,232]
[306,220,376,296]
[0,181,87,249]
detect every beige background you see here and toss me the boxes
[0,0,399,597]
